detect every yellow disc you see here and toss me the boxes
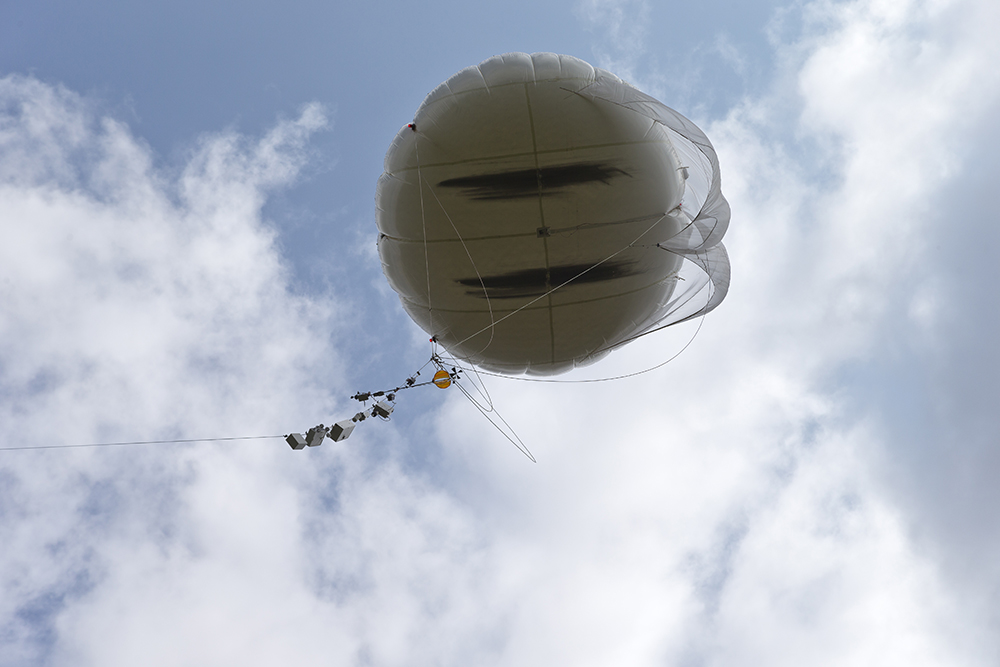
[433,370,452,389]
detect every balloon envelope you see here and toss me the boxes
[376,52,730,375]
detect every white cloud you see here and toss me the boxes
[421,0,997,663]
[3,0,1000,663]
[575,0,651,85]
[0,74,345,664]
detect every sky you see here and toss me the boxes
[1,0,999,664]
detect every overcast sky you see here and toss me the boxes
[2,0,999,665]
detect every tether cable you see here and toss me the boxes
[440,307,708,384]
[454,378,536,463]
[0,435,286,452]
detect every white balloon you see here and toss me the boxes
[377,52,730,375]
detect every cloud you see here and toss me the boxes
[0,74,343,664]
[575,0,651,85]
[3,0,1000,663]
[806,0,1000,642]
[421,0,997,663]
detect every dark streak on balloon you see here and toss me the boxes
[438,163,629,200]
[457,260,639,298]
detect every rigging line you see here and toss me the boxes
[435,347,496,411]
[442,352,495,413]
[424,183,497,356]
[377,378,439,395]
[534,239,720,363]
[542,211,666,237]
[561,86,719,157]
[415,134,434,321]
[451,211,671,350]
[0,435,286,452]
[355,376,443,400]
[597,268,718,352]
[450,312,707,385]
[580,249,720,357]
[454,379,536,463]
[464,360,495,411]
[404,353,437,383]
[412,354,436,381]
[351,354,442,402]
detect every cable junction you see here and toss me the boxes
[285,344,535,462]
